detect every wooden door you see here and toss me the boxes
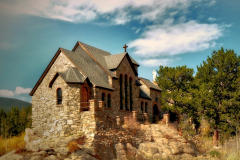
[82,87,88,107]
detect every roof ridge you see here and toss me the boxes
[77,41,111,54]
[78,41,115,78]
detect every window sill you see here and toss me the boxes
[56,104,63,107]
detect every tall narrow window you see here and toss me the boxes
[107,94,111,108]
[102,93,106,107]
[125,74,128,111]
[120,75,123,110]
[57,88,62,105]
[129,78,133,111]
[145,102,148,113]
[141,101,143,113]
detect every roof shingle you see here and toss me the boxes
[61,47,113,90]
[59,67,86,83]
[139,78,162,91]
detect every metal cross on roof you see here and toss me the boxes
[123,44,128,52]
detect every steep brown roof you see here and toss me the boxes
[139,78,162,91]
[30,41,140,96]
[59,67,86,83]
[75,42,116,78]
[61,47,113,90]
[105,53,126,69]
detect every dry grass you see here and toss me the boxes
[191,135,240,160]
[0,132,26,156]
[123,116,141,135]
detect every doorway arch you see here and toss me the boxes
[152,104,159,123]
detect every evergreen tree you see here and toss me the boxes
[0,109,6,137]
[195,48,240,135]
[156,65,195,117]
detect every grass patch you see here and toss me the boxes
[0,132,26,156]
[209,150,221,158]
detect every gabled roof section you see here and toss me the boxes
[105,52,139,69]
[30,41,139,96]
[105,52,138,75]
[139,78,162,91]
[59,67,86,83]
[105,53,126,69]
[72,41,116,78]
[61,47,113,90]
[139,88,151,100]
[49,68,86,88]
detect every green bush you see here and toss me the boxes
[209,150,221,158]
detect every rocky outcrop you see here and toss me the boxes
[22,128,97,160]
[20,124,196,160]
[0,150,23,160]
[113,124,196,160]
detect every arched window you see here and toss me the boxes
[120,74,123,110]
[125,74,128,111]
[145,102,148,113]
[129,77,133,111]
[141,101,144,113]
[107,94,111,108]
[57,88,62,105]
[102,93,105,107]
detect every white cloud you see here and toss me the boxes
[15,87,32,95]
[0,90,14,97]
[129,21,223,57]
[112,11,131,25]
[208,17,216,22]
[0,87,32,98]
[0,0,216,24]
[140,58,173,67]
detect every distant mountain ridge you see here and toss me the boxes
[0,97,31,111]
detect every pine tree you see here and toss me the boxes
[156,65,195,118]
[195,48,240,143]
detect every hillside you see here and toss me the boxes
[0,97,31,111]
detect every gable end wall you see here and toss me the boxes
[32,53,83,137]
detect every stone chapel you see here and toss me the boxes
[29,41,162,140]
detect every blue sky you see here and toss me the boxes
[0,0,239,102]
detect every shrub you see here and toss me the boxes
[209,150,221,158]
[123,116,141,135]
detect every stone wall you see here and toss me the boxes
[32,52,77,138]
[31,53,96,145]
[114,56,140,113]
[150,89,162,117]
